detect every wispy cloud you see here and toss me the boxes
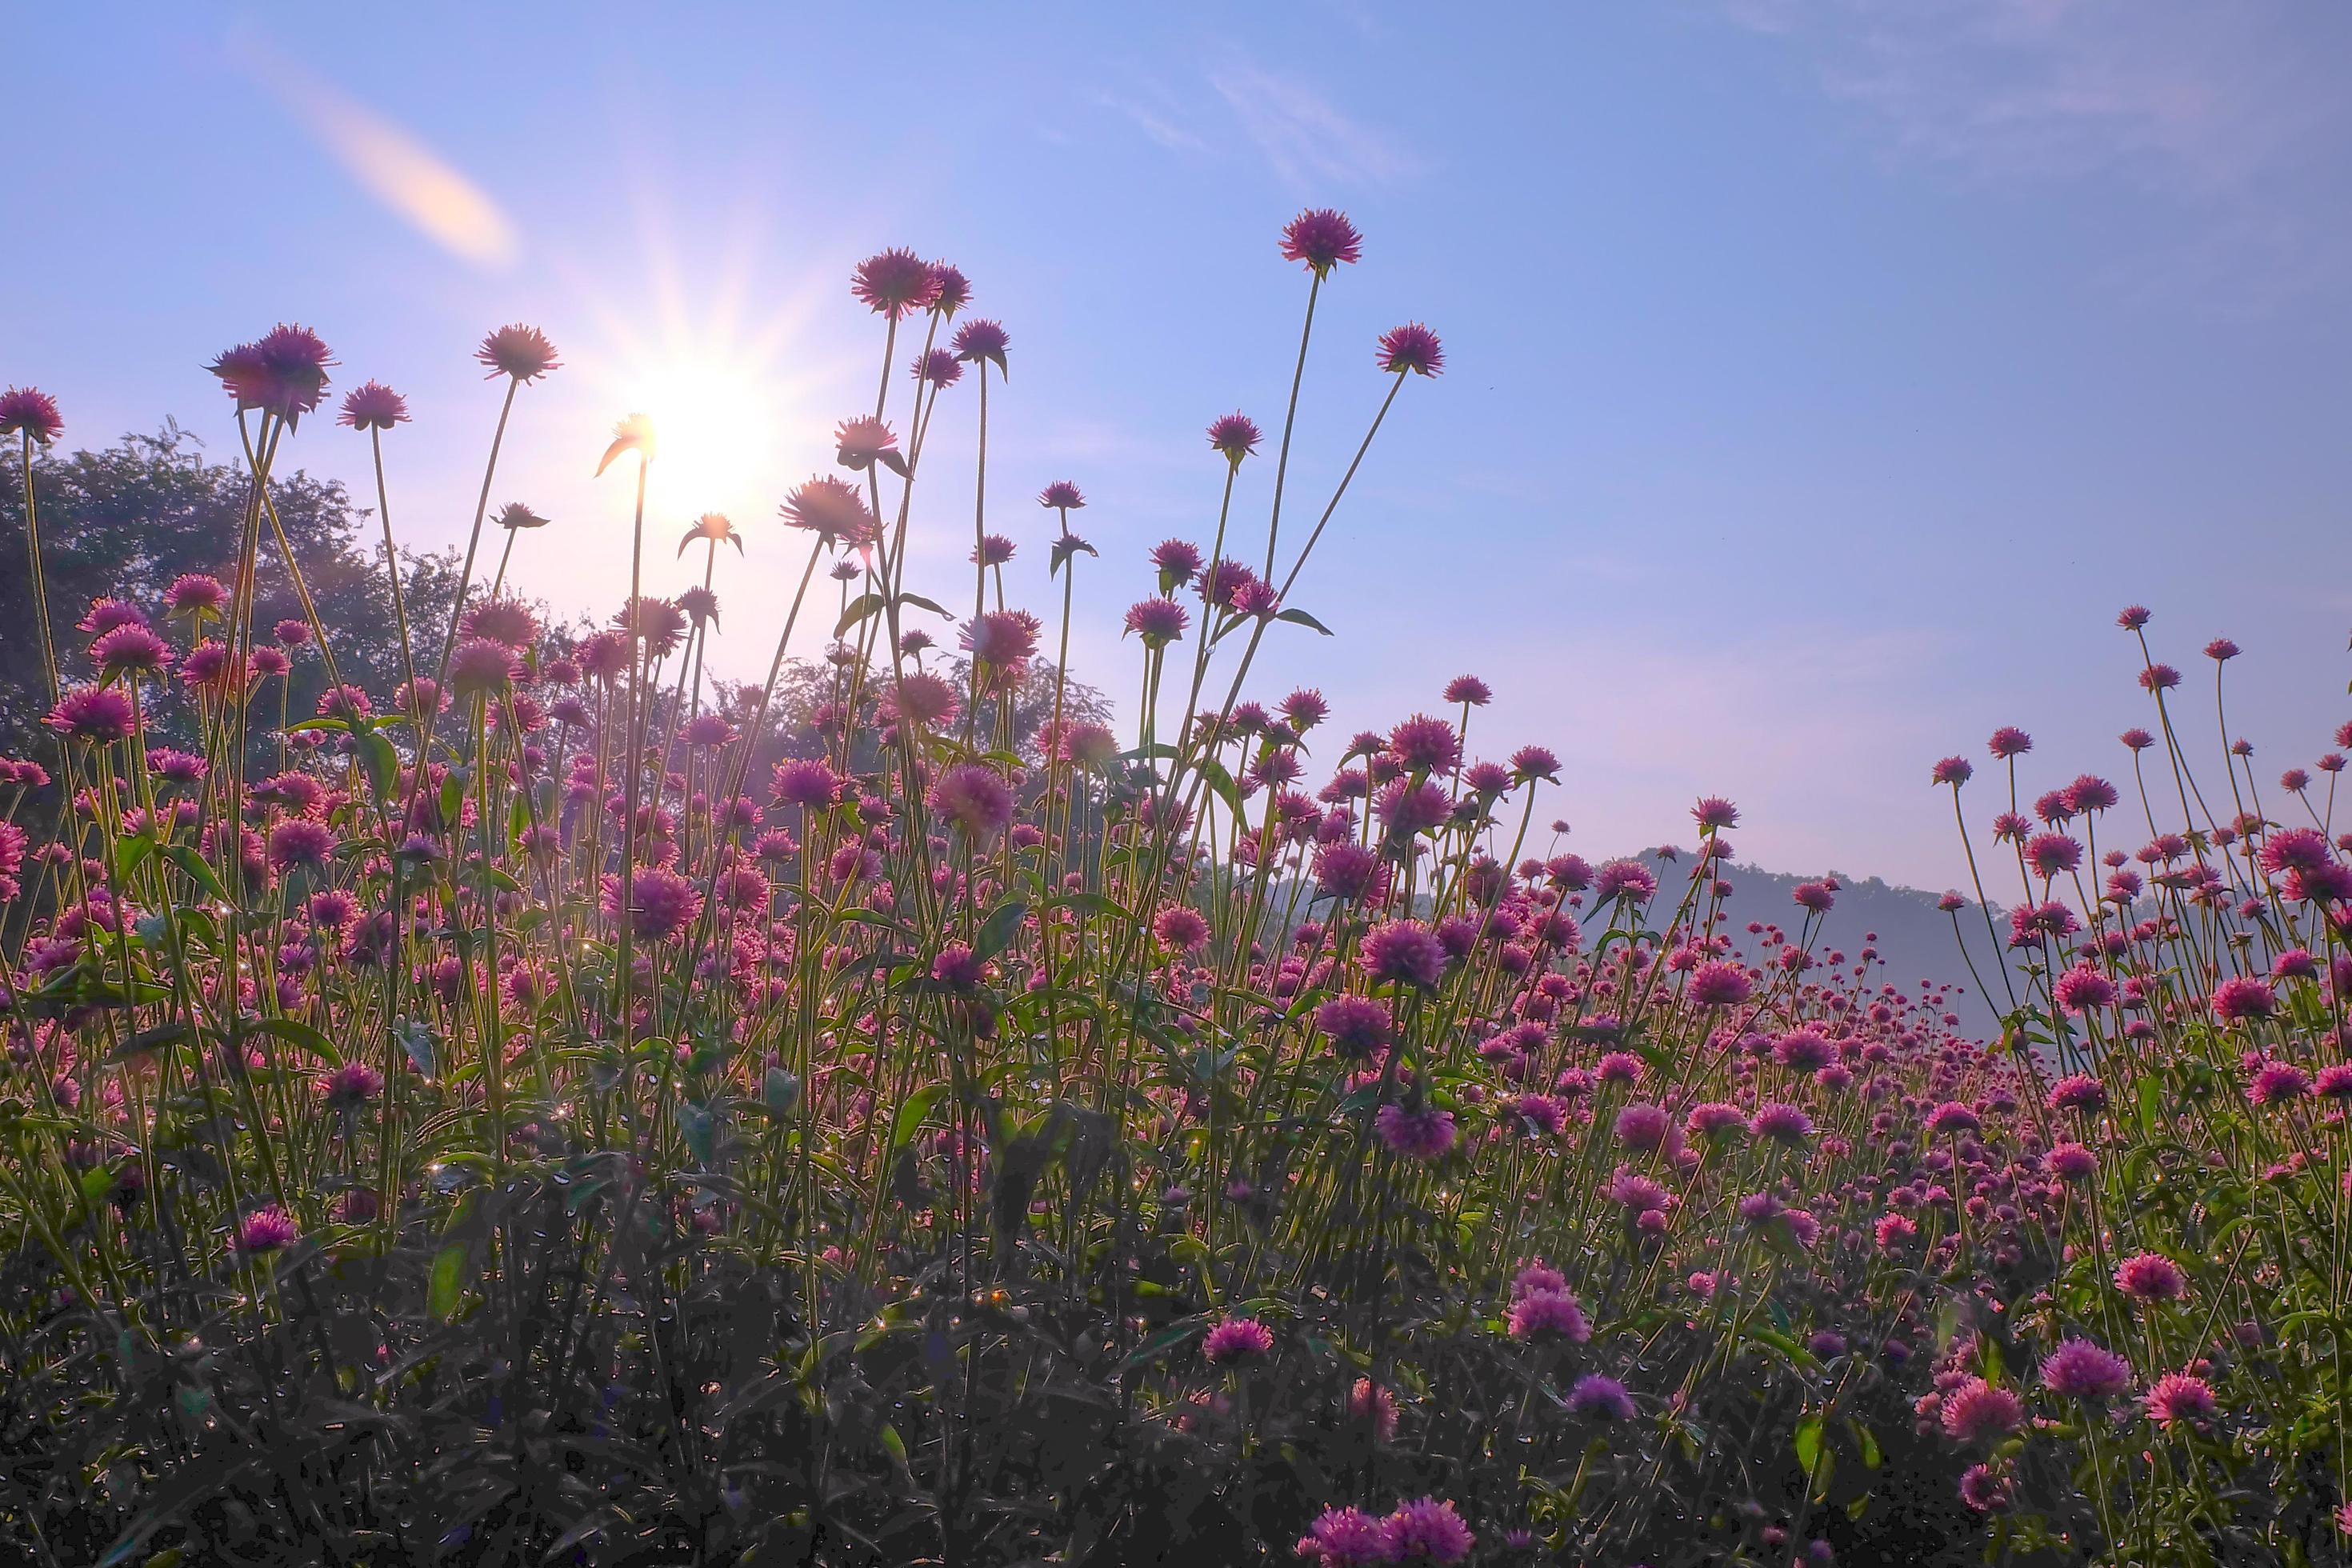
[1092,86,1206,154]
[1726,0,2336,191]
[1210,60,1426,187]
[1724,2,2350,306]
[236,33,520,271]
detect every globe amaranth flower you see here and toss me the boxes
[1362,919,1446,988]
[2211,975,2276,1025]
[1151,904,1210,954]
[1383,1498,1474,1565]
[164,573,228,618]
[834,415,904,474]
[950,318,1009,373]
[0,386,63,444]
[1374,1103,1457,1161]
[2041,1338,2131,1401]
[46,686,135,744]
[1038,480,1085,511]
[1378,322,1444,376]
[338,381,410,431]
[928,762,1016,845]
[1940,1377,2023,1443]
[449,637,520,699]
[1686,959,1751,1008]
[1202,1316,1274,1365]
[851,248,942,318]
[1280,208,1363,275]
[912,348,963,387]
[91,624,172,678]
[959,609,1040,670]
[323,1061,384,1108]
[1206,411,1262,466]
[234,1206,299,1254]
[210,324,334,422]
[1123,597,1190,647]
[266,819,337,874]
[1566,1374,1636,1421]
[602,865,703,943]
[1506,1286,1590,1344]
[1295,1506,1391,1568]
[477,324,561,382]
[927,261,971,316]
[1315,994,1394,1059]
[2144,1372,2217,1430]
[780,475,877,546]
[2114,1251,2188,1302]
[462,597,540,649]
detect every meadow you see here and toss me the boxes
[2,212,2349,1566]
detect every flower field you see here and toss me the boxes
[2,213,2350,1566]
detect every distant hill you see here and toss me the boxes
[1610,847,2018,1040]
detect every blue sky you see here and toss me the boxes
[10,2,2352,890]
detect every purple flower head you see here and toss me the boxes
[1150,538,1204,585]
[1566,1374,1636,1422]
[1378,322,1444,376]
[951,318,1010,373]
[851,248,941,319]
[1374,1103,1457,1161]
[164,573,228,618]
[1207,411,1262,465]
[46,685,134,744]
[338,380,410,431]
[477,324,561,382]
[927,261,971,315]
[1038,480,1086,510]
[92,624,172,678]
[1280,208,1363,275]
[1202,1316,1275,1365]
[234,1206,299,1254]
[602,864,703,943]
[2042,1338,2131,1401]
[929,762,1017,845]
[1940,1377,2022,1443]
[0,386,64,445]
[1295,1506,1392,1568]
[1383,1498,1474,1565]
[449,637,519,698]
[780,475,877,545]
[1362,919,1446,988]
[2145,1372,2217,1430]
[1506,1286,1590,1344]
[2114,1251,2188,1302]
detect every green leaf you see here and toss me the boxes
[428,1244,466,1321]
[2135,1074,2162,1140]
[356,729,399,802]
[897,592,952,620]
[1794,1414,1823,1478]
[109,1022,191,1063]
[245,1016,341,1066]
[974,898,1028,961]
[889,1083,948,1154]
[834,591,885,638]
[162,843,228,904]
[1275,606,1334,636]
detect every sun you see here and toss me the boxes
[627,354,782,522]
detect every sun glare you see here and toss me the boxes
[628,356,781,521]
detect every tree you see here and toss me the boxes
[0,423,460,754]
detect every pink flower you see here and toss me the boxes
[45,686,134,743]
[338,381,410,430]
[1506,1286,1590,1344]
[1280,208,1363,275]
[2143,1372,2217,1430]
[928,763,1016,845]
[1202,1316,1274,1365]
[1377,322,1443,377]
[602,865,704,943]
[234,1207,299,1254]
[1939,1377,2022,1443]
[1383,1497,1474,1564]
[476,324,561,382]
[0,386,63,444]
[851,248,942,318]
[2114,1252,2188,1302]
